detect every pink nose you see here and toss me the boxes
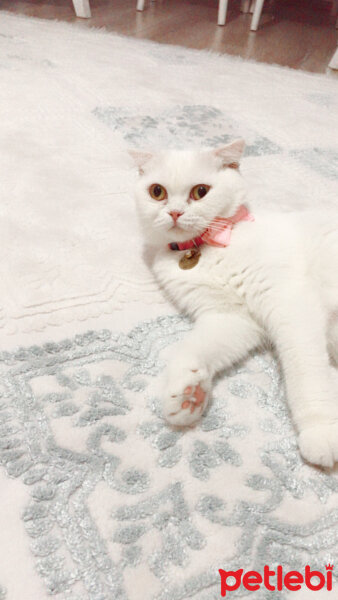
[169,211,184,223]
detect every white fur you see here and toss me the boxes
[132,142,338,468]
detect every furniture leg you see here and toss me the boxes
[218,0,229,25]
[72,0,91,18]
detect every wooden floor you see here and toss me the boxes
[1,0,337,73]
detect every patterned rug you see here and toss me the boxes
[0,12,337,600]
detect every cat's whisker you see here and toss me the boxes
[154,219,171,230]
[208,219,227,227]
[202,224,228,232]
[205,220,234,230]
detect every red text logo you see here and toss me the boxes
[219,564,334,596]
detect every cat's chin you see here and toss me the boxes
[165,227,202,243]
[147,228,202,249]
[142,221,205,247]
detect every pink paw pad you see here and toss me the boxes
[182,384,206,413]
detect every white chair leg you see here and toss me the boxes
[250,0,265,30]
[328,47,338,69]
[72,0,91,18]
[249,0,256,13]
[240,0,251,13]
[137,0,145,11]
[218,0,229,25]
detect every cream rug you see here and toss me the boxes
[0,11,337,600]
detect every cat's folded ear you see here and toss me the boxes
[128,150,153,175]
[213,139,245,169]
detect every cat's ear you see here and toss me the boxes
[213,139,245,169]
[128,150,153,175]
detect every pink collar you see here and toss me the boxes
[168,204,254,251]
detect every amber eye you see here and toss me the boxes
[190,184,211,201]
[149,183,167,201]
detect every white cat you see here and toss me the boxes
[130,140,338,468]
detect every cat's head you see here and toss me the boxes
[130,139,247,247]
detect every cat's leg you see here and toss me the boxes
[265,287,338,467]
[163,312,263,426]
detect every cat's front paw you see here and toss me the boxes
[163,367,211,427]
[298,422,338,468]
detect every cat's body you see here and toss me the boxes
[153,210,338,321]
[131,141,338,467]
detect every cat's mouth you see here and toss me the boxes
[168,222,203,240]
[169,221,198,233]
[169,223,184,232]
